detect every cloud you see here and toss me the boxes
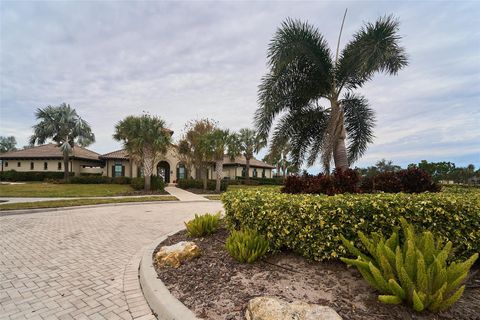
[1,1,478,170]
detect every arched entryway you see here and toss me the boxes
[157,161,170,183]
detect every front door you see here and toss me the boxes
[157,161,170,183]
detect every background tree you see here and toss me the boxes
[408,160,456,182]
[113,114,171,191]
[30,103,95,182]
[255,14,408,172]
[0,136,17,153]
[237,128,266,183]
[178,119,217,191]
[205,129,240,192]
[357,159,401,177]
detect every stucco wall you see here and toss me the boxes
[1,159,102,176]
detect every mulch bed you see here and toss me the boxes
[153,228,480,320]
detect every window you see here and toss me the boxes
[44,162,48,170]
[177,164,186,180]
[253,168,258,177]
[4,161,8,167]
[17,162,21,167]
[114,164,123,177]
[30,162,34,170]
[262,169,266,178]
[241,167,246,177]
[58,162,62,170]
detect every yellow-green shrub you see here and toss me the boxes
[225,229,269,263]
[185,212,221,237]
[341,218,478,312]
[221,190,480,261]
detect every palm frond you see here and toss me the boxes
[336,15,408,90]
[342,92,376,164]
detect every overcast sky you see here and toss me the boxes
[1,1,479,171]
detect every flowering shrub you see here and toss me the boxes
[222,189,480,261]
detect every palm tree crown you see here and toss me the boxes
[30,103,95,181]
[255,15,407,172]
[113,114,171,190]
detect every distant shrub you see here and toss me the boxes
[283,168,438,195]
[225,229,269,263]
[130,176,164,190]
[397,167,440,193]
[177,179,227,191]
[0,170,70,182]
[283,169,359,195]
[185,212,222,237]
[236,176,283,185]
[111,176,131,185]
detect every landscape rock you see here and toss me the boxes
[245,296,342,320]
[155,241,200,268]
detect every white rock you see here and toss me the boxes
[245,296,342,320]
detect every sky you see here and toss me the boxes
[0,0,479,172]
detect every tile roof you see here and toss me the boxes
[99,149,129,160]
[223,156,275,169]
[0,143,101,161]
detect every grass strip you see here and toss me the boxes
[0,196,178,211]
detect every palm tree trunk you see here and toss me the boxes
[203,165,208,191]
[63,153,69,182]
[143,148,153,191]
[245,156,251,184]
[333,124,349,171]
[215,158,223,193]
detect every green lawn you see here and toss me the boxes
[0,196,178,211]
[0,183,134,197]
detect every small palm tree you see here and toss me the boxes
[255,14,408,172]
[30,103,95,182]
[206,129,240,193]
[114,114,171,191]
[237,128,266,183]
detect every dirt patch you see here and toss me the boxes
[153,228,480,320]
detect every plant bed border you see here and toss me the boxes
[139,229,199,320]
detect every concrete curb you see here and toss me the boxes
[139,230,199,320]
[0,200,221,217]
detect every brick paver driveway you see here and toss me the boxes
[0,201,223,319]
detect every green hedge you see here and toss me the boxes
[0,170,71,181]
[235,176,284,185]
[130,176,165,191]
[222,190,480,261]
[177,179,227,191]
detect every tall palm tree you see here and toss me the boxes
[114,114,171,191]
[206,129,240,193]
[30,103,95,182]
[255,14,408,172]
[237,128,266,183]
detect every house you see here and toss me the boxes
[99,149,274,182]
[0,142,275,183]
[0,143,103,175]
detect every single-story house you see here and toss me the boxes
[0,143,103,175]
[99,149,274,183]
[0,141,275,183]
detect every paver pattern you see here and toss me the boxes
[0,201,223,319]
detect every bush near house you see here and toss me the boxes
[235,176,284,185]
[69,176,131,184]
[0,170,71,182]
[222,189,480,262]
[177,179,228,191]
[130,176,165,191]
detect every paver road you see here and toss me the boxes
[0,201,223,319]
